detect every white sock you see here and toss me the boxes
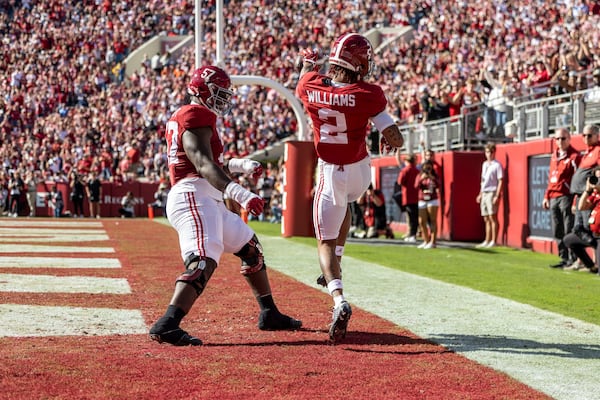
[333,295,346,308]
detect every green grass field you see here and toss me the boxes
[249,221,600,326]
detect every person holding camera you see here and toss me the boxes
[563,168,600,274]
[569,125,600,239]
[542,128,581,269]
[357,184,394,239]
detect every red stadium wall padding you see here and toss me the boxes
[441,151,487,241]
[282,141,317,238]
[372,135,588,253]
[35,181,162,218]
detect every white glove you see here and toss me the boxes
[224,182,264,216]
[228,158,263,180]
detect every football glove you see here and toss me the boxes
[299,48,322,72]
[228,158,263,180]
[224,182,264,216]
[379,135,395,155]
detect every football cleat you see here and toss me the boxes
[316,274,327,287]
[329,301,352,341]
[149,327,203,346]
[258,309,302,331]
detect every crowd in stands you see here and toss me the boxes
[3,0,600,214]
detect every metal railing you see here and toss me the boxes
[396,86,600,154]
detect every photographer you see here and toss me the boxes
[569,125,600,234]
[358,184,394,239]
[563,169,600,274]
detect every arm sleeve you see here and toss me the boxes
[371,111,395,133]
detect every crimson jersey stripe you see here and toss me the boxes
[314,166,326,240]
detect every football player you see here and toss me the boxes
[296,33,403,341]
[149,65,301,346]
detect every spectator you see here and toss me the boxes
[86,171,102,219]
[256,168,275,221]
[296,34,404,341]
[483,67,513,138]
[149,65,300,347]
[574,73,589,96]
[49,185,64,218]
[118,191,135,218]
[269,191,282,223]
[542,128,580,269]
[24,170,38,217]
[69,171,86,218]
[563,167,600,274]
[348,201,366,237]
[415,160,441,249]
[395,152,420,243]
[475,143,504,248]
[420,148,443,178]
[584,68,600,103]
[358,184,394,239]
[7,171,24,217]
[150,182,169,217]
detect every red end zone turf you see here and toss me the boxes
[0,219,550,399]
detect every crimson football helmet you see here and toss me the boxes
[328,33,374,79]
[187,66,234,116]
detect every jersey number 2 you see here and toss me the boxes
[318,108,348,144]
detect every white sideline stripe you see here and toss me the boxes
[0,273,131,294]
[0,228,105,234]
[261,237,600,400]
[0,245,114,253]
[0,304,147,337]
[0,221,103,228]
[0,234,109,242]
[0,257,121,269]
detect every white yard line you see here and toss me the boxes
[0,273,131,294]
[261,237,600,400]
[0,234,109,242]
[0,228,106,234]
[0,222,146,339]
[0,245,114,253]
[0,304,147,337]
[0,220,103,228]
[0,256,121,268]
[0,228,108,242]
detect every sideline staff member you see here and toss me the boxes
[542,128,580,268]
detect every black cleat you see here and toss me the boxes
[149,327,203,346]
[329,301,352,341]
[549,261,567,269]
[316,274,327,287]
[258,309,302,331]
